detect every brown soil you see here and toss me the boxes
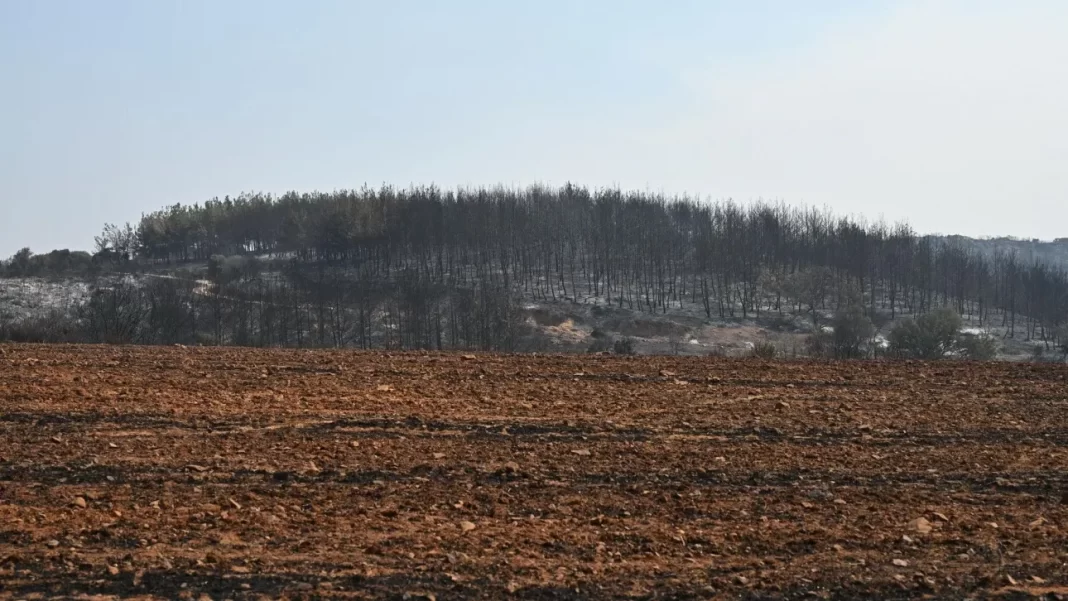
[1,344,1066,600]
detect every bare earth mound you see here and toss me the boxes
[1,344,1066,600]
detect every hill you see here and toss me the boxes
[2,184,1066,359]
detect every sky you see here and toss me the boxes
[1,0,1066,257]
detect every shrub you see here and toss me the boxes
[750,341,777,360]
[1054,328,1068,360]
[956,332,998,361]
[888,308,962,359]
[613,337,636,355]
[869,310,893,331]
[587,337,613,354]
[515,331,552,353]
[802,305,874,359]
[0,309,82,343]
[766,314,796,332]
[79,282,147,344]
[1028,345,1067,364]
[831,305,875,359]
[804,331,832,358]
[1031,344,1049,362]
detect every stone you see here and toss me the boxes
[909,517,932,534]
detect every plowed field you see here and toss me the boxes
[1,344,1067,600]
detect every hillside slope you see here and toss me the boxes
[0,268,1057,361]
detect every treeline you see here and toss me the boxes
[1,247,96,278]
[123,185,1067,335]
[3,183,1067,351]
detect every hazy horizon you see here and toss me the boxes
[3,1,1066,257]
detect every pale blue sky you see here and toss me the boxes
[1,1,1065,257]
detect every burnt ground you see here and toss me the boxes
[1,344,1066,600]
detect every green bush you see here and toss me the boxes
[802,305,874,359]
[887,308,1003,361]
[888,308,962,359]
[831,305,875,359]
[956,332,998,360]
